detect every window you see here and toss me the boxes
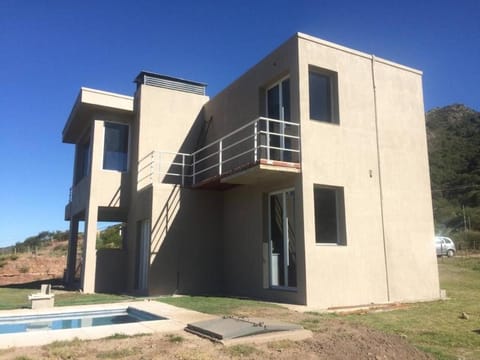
[314,185,346,245]
[266,77,292,162]
[309,68,338,123]
[103,123,129,171]
[74,136,91,184]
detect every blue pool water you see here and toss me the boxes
[0,307,164,334]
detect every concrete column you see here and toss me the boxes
[81,204,98,293]
[66,217,79,285]
[80,120,103,293]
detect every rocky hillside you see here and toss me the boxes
[426,104,480,248]
[0,240,68,286]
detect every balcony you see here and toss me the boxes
[141,117,300,190]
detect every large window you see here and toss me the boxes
[309,68,339,124]
[314,185,346,245]
[103,122,129,171]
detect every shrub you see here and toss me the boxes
[96,224,124,249]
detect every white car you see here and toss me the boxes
[435,236,456,257]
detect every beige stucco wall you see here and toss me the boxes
[204,36,307,304]
[373,60,440,302]
[68,114,131,219]
[126,84,217,294]
[297,34,439,307]
[135,85,208,171]
[81,118,131,292]
[222,178,306,304]
[88,120,131,207]
[203,36,299,145]
[69,109,132,292]
[148,187,223,294]
[95,249,127,293]
[80,120,102,293]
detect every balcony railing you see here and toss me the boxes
[142,117,300,187]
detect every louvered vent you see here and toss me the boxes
[135,71,206,96]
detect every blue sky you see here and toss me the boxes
[0,0,479,247]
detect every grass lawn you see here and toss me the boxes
[1,257,479,359]
[158,257,480,360]
[158,295,285,315]
[0,288,33,310]
[0,287,134,310]
[340,257,480,360]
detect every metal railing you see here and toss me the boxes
[146,117,300,187]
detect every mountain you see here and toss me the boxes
[426,104,480,248]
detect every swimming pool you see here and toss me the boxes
[0,301,207,349]
[0,307,164,334]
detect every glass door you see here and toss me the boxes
[266,78,290,161]
[269,189,296,288]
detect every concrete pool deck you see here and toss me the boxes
[0,300,216,349]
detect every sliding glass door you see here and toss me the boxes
[269,189,296,288]
[266,78,290,161]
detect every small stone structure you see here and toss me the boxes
[28,284,55,309]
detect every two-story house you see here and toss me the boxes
[62,33,440,308]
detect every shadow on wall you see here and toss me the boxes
[135,105,224,295]
[148,185,223,295]
[137,109,208,190]
[107,186,121,207]
[95,249,127,293]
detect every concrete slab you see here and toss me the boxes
[186,316,311,345]
[222,328,312,346]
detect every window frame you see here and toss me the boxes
[73,130,92,185]
[308,66,339,124]
[313,184,347,246]
[102,121,130,172]
[267,188,297,291]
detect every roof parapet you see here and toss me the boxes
[134,71,207,96]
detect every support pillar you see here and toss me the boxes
[81,204,98,293]
[66,217,79,285]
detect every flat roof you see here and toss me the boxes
[297,32,422,75]
[62,87,133,143]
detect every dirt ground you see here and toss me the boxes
[0,318,433,360]
[0,245,433,359]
